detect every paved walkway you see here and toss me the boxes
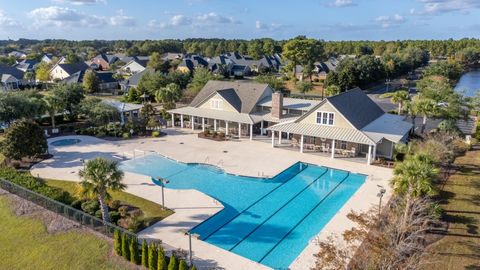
[32,129,393,270]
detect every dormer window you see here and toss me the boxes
[316,111,334,126]
[211,99,222,110]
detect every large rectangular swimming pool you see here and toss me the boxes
[121,154,365,269]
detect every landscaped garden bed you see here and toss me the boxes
[198,129,227,141]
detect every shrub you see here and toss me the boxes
[10,161,21,169]
[168,255,178,270]
[141,239,149,267]
[190,266,197,270]
[157,246,167,270]
[108,199,121,210]
[94,209,102,219]
[130,236,140,265]
[218,132,225,138]
[109,211,121,223]
[452,139,469,156]
[121,233,130,261]
[179,260,188,270]
[70,199,84,209]
[152,131,160,137]
[122,132,130,139]
[81,200,99,215]
[118,205,129,217]
[0,168,72,204]
[148,242,158,270]
[113,230,122,256]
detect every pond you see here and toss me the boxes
[455,70,480,97]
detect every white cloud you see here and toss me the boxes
[52,0,106,5]
[150,12,241,29]
[0,10,20,28]
[28,6,135,28]
[255,20,284,31]
[412,0,480,15]
[376,14,406,28]
[330,0,356,7]
[109,9,136,27]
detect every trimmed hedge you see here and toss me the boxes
[0,167,72,204]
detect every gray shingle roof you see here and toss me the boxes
[0,64,24,80]
[58,62,89,75]
[190,80,272,114]
[325,88,385,129]
[216,88,242,112]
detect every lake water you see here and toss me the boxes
[455,70,480,97]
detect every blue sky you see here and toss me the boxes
[0,0,479,40]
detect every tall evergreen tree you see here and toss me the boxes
[129,236,140,265]
[141,239,149,267]
[168,255,178,270]
[113,230,122,256]
[148,242,158,270]
[121,233,130,261]
[157,246,167,270]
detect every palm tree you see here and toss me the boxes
[414,98,437,134]
[391,154,438,229]
[78,157,125,224]
[43,94,65,129]
[155,83,182,108]
[390,90,409,115]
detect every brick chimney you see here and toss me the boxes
[271,91,283,119]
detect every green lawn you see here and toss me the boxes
[46,179,173,222]
[424,147,480,270]
[0,196,133,270]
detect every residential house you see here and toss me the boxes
[41,54,55,64]
[62,70,119,93]
[49,62,89,81]
[0,65,25,91]
[177,54,209,73]
[7,51,26,59]
[268,88,413,164]
[209,52,282,77]
[120,56,150,74]
[119,68,154,92]
[90,53,119,70]
[162,52,184,61]
[14,59,39,72]
[168,80,319,139]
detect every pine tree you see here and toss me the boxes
[148,242,158,270]
[141,239,149,267]
[157,246,168,270]
[190,265,197,270]
[129,236,140,265]
[178,260,188,270]
[168,255,178,270]
[113,230,122,256]
[121,233,130,261]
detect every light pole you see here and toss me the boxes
[155,177,170,209]
[377,185,386,216]
[182,230,200,267]
[386,79,392,92]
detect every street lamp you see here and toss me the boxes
[155,177,170,209]
[181,230,200,267]
[377,185,386,216]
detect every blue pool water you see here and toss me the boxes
[50,139,81,146]
[121,154,365,269]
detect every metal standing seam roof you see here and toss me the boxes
[169,106,255,124]
[250,112,300,124]
[102,99,144,113]
[268,122,376,145]
[361,114,413,143]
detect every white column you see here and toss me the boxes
[373,144,377,161]
[331,139,336,159]
[214,119,217,131]
[271,131,275,147]
[171,113,175,127]
[287,132,290,139]
[260,121,264,135]
[367,145,372,165]
[180,114,184,128]
[249,124,253,141]
[278,131,282,145]
[300,135,304,153]
[226,121,229,135]
[202,118,205,131]
[238,123,241,138]
[191,116,194,130]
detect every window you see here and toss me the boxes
[340,141,347,150]
[211,99,222,109]
[315,111,335,126]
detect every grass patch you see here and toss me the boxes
[0,196,132,270]
[378,92,395,99]
[46,179,173,222]
[424,147,480,270]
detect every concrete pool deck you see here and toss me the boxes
[31,129,393,270]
